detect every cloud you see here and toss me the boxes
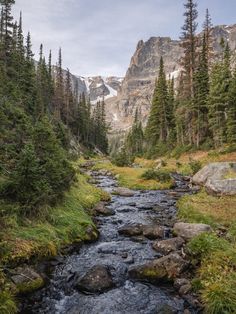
[12,0,236,77]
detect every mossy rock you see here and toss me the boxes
[10,266,45,295]
[16,277,44,294]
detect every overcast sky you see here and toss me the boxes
[12,0,236,77]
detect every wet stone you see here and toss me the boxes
[75,265,114,294]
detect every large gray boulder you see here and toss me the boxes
[113,187,135,197]
[192,162,236,196]
[173,223,212,241]
[76,265,114,293]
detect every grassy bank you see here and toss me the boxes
[177,190,236,313]
[136,150,236,176]
[92,159,174,190]
[0,171,109,313]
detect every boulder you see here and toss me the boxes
[118,224,143,237]
[206,178,236,196]
[129,253,188,282]
[192,162,236,196]
[152,237,185,255]
[76,265,114,293]
[11,266,44,294]
[93,202,114,216]
[113,187,135,197]
[173,223,212,241]
[142,225,165,240]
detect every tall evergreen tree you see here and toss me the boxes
[227,69,236,144]
[180,0,198,99]
[54,47,64,119]
[203,8,213,67]
[193,33,209,147]
[208,44,232,147]
[125,108,144,156]
[146,57,169,145]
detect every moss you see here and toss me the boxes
[16,277,45,294]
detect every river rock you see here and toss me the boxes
[152,237,185,255]
[113,187,135,197]
[192,162,236,196]
[11,266,44,294]
[84,225,99,242]
[174,278,192,295]
[118,224,143,236]
[76,265,114,293]
[142,225,165,239]
[93,202,114,216]
[173,222,212,241]
[129,253,188,282]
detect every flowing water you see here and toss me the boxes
[20,172,199,314]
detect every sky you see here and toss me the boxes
[12,0,236,77]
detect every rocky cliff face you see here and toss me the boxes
[105,24,236,132]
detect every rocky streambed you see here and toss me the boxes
[20,171,204,314]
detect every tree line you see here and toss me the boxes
[123,0,236,160]
[0,0,108,216]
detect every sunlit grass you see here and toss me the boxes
[92,159,173,190]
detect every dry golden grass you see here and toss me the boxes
[178,191,236,227]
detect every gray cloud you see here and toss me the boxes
[13,0,236,77]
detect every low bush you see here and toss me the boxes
[141,168,172,182]
[188,159,202,174]
[112,149,135,167]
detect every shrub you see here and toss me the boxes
[112,149,135,167]
[188,159,202,174]
[141,169,172,182]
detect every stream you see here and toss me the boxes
[20,171,200,314]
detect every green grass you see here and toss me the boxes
[177,190,236,313]
[0,170,108,312]
[0,290,17,314]
[92,159,174,190]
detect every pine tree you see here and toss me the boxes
[166,77,176,142]
[23,32,37,116]
[64,68,74,126]
[180,0,198,99]
[54,47,64,119]
[203,8,213,67]
[146,57,169,145]
[178,0,198,146]
[125,108,144,156]
[0,0,15,66]
[227,69,236,144]
[193,33,209,147]
[208,45,232,147]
